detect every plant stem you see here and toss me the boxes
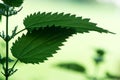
[10,28,26,40]
[93,65,99,80]
[8,59,19,75]
[15,28,26,36]
[5,7,9,80]
[11,60,19,71]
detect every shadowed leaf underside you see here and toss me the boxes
[11,26,76,64]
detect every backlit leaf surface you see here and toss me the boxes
[24,12,113,33]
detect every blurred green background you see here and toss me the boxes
[0,0,120,80]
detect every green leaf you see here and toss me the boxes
[57,62,86,73]
[2,0,23,7]
[0,3,7,16]
[11,26,76,64]
[94,49,105,64]
[0,3,6,9]
[0,56,14,64]
[106,72,120,79]
[24,12,114,34]
[96,49,105,56]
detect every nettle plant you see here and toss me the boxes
[0,0,114,80]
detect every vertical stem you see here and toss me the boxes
[93,65,99,80]
[5,7,9,80]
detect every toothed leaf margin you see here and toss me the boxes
[24,12,113,34]
[11,26,76,64]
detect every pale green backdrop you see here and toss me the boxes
[0,0,120,80]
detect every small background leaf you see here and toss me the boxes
[57,62,86,73]
[106,72,120,79]
[11,26,76,64]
